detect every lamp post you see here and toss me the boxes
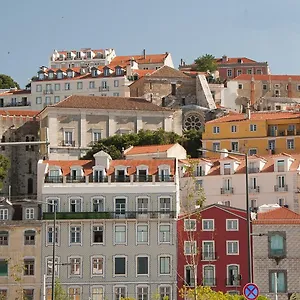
[199,148,253,283]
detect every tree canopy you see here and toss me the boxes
[0,155,10,190]
[0,74,20,89]
[194,54,217,73]
[82,129,202,160]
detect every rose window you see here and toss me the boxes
[184,114,202,131]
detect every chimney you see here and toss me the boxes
[222,55,228,62]
[220,149,229,159]
[250,76,255,105]
[180,58,183,66]
[288,77,292,98]
[246,101,251,120]
[143,49,146,59]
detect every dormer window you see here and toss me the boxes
[0,208,8,220]
[91,69,98,77]
[48,72,54,79]
[69,167,84,182]
[25,207,35,220]
[76,52,81,59]
[104,68,110,77]
[93,167,107,182]
[158,165,171,182]
[87,51,92,59]
[57,71,63,79]
[224,163,231,175]
[59,54,64,60]
[195,164,204,176]
[115,67,123,76]
[114,166,128,182]
[277,160,285,172]
[38,73,45,80]
[67,52,72,59]
[136,165,149,182]
[67,71,73,78]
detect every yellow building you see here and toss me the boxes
[202,110,300,157]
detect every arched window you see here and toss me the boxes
[27,178,33,195]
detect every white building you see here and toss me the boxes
[37,150,179,300]
[180,152,300,212]
[0,88,31,110]
[39,95,182,160]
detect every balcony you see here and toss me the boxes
[269,249,286,259]
[274,185,288,192]
[202,278,216,286]
[248,167,260,173]
[43,210,176,220]
[226,276,241,287]
[157,175,174,182]
[99,86,109,92]
[89,176,109,183]
[43,89,54,94]
[133,175,153,182]
[66,176,85,183]
[249,186,260,193]
[111,175,130,183]
[61,140,76,147]
[220,187,234,194]
[45,176,63,183]
[201,252,216,261]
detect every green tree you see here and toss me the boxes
[194,54,217,73]
[0,154,10,190]
[53,279,70,300]
[182,129,203,158]
[0,74,20,89]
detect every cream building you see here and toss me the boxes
[39,95,182,160]
[0,89,31,110]
[180,151,300,213]
[0,200,42,299]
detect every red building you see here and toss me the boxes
[177,204,249,298]
[179,55,270,81]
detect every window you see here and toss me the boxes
[269,270,287,293]
[93,131,101,142]
[269,232,286,258]
[226,219,238,231]
[91,287,104,300]
[77,82,83,90]
[36,84,42,92]
[102,80,108,88]
[159,197,171,213]
[70,257,81,276]
[185,265,196,287]
[159,224,170,243]
[92,198,104,212]
[277,175,286,189]
[287,139,294,149]
[64,131,73,145]
[54,96,60,103]
[114,224,126,244]
[231,142,238,152]
[0,209,8,220]
[231,125,237,133]
[47,198,59,213]
[92,225,104,244]
[249,148,257,156]
[238,84,243,89]
[137,224,148,243]
[24,230,35,245]
[47,226,58,244]
[46,257,58,276]
[25,208,34,220]
[227,241,239,255]
[114,256,126,275]
[137,286,149,300]
[250,199,257,209]
[202,241,215,260]
[263,84,267,90]
[212,142,220,151]
[114,80,119,87]
[137,197,148,213]
[24,259,34,276]
[0,260,8,276]
[159,256,171,275]
[45,96,51,105]
[247,69,252,75]
[57,72,63,79]
[184,241,197,255]
[223,163,231,175]
[268,140,275,150]
[36,97,42,104]
[70,226,81,244]
[114,287,126,300]
[227,69,232,77]
[113,92,120,96]
[0,231,8,245]
[115,198,126,216]
[227,265,240,286]
[202,219,214,231]
[213,126,220,134]
[159,286,171,300]
[69,198,82,212]
[137,256,149,275]
[69,287,81,300]
[89,81,95,89]
[256,69,262,75]
[92,257,104,275]
[65,83,70,90]
[171,83,176,95]
[277,160,285,172]
[54,83,60,91]
[184,219,196,231]
[250,124,257,132]
[278,198,285,206]
[23,289,34,300]
[237,69,242,76]
[203,265,215,286]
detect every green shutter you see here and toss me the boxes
[0,261,8,276]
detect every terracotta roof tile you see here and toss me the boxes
[0,110,39,117]
[206,111,300,124]
[233,74,300,81]
[254,207,300,224]
[148,66,190,78]
[111,53,168,65]
[49,95,173,112]
[124,144,175,155]
[0,89,31,96]
[216,57,258,64]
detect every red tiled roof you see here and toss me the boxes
[254,207,300,224]
[132,69,156,77]
[0,110,39,117]
[124,144,176,155]
[206,111,300,124]
[48,95,173,112]
[45,158,175,176]
[0,89,31,96]
[111,53,168,65]
[233,74,300,81]
[216,57,258,64]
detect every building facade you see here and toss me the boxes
[253,207,300,299]
[0,89,31,110]
[180,152,300,212]
[202,111,300,156]
[0,200,42,300]
[39,95,182,160]
[37,151,179,300]
[177,204,248,297]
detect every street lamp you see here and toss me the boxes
[199,148,253,283]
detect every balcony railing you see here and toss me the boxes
[43,89,54,94]
[157,175,174,182]
[202,278,216,286]
[226,277,241,287]
[248,167,260,173]
[43,210,176,220]
[201,252,216,261]
[61,140,75,147]
[274,185,288,192]
[249,186,260,193]
[89,175,109,183]
[133,175,153,182]
[111,175,130,183]
[269,249,286,258]
[99,86,109,92]
[220,187,234,194]
[45,175,63,183]
[66,176,85,183]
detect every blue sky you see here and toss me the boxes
[1,0,300,87]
